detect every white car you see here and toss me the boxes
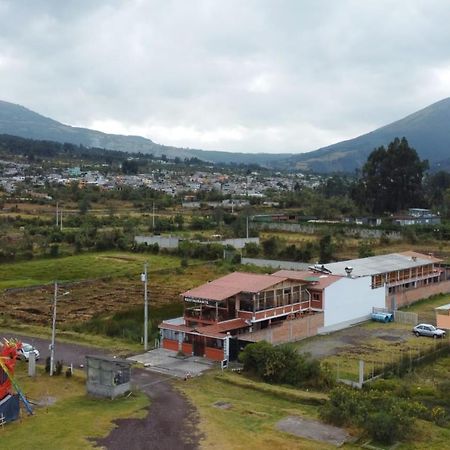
[17,343,40,361]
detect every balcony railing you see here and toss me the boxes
[238,299,313,322]
[184,306,231,323]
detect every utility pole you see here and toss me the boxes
[60,209,63,231]
[141,263,149,351]
[55,202,59,227]
[246,215,249,239]
[152,202,155,231]
[50,283,69,376]
[50,281,58,376]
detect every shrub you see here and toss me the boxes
[239,341,321,387]
[55,360,64,376]
[321,386,426,445]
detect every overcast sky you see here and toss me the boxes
[1,0,450,154]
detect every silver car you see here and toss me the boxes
[17,343,40,361]
[412,323,446,339]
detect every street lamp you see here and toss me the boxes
[141,263,149,351]
[50,281,69,376]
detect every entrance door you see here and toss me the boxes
[193,336,205,357]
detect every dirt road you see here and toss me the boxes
[1,331,201,450]
[97,369,202,450]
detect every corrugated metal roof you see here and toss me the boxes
[435,303,450,311]
[324,252,442,277]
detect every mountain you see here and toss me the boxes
[2,98,450,173]
[284,97,450,173]
[0,100,291,166]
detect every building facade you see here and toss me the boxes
[159,251,450,362]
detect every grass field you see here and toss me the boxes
[177,371,347,450]
[0,251,181,290]
[2,365,149,450]
[295,293,450,381]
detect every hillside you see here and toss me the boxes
[0,100,290,166]
[285,97,450,172]
[2,98,450,172]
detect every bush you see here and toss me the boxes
[55,360,64,376]
[239,341,321,387]
[320,386,426,445]
[45,356,51,373]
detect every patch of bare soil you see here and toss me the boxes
[276,416,350,447]
[96,369,202,450]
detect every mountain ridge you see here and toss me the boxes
[1,98,450,172]
[0,100,292,166]
[286,97,450,172]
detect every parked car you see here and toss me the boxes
[412,324,446,339]
[17,343,40,361]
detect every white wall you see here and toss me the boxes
[321,276,385,330]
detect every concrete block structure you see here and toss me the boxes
[86,355,132,399]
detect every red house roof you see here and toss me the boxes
[182,272,289,302]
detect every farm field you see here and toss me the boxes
[0,251,182,290]
[1,365,149,450]
[0,253,234,349]
[259,230,450,261]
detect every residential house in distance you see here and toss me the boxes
[392,208,441,226]
[159,251,450,363]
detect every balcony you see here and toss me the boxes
[238,299,312,322]
[184,306,231,324]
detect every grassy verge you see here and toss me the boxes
[177,370,355,450]
[2,365,149,450]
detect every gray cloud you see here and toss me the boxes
[1,0,450,153]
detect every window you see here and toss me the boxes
[163,329,179,341]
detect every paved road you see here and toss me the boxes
[1,331,201,450]
[2,332,107,367]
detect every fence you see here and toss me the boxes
[241,257,310,271]
[372,306,418,325]
[393,310,418,325]
[337,339,450,388]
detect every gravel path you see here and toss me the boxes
[1,331,201,449]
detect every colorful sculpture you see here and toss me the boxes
[0,339,33,416]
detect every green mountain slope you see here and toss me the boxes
[0,100,291,165]
[286,97,450,172]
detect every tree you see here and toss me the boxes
[121,159,139,175]
[353,137,428,214]
[319,234,334,263]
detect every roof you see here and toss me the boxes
[323,252,442,278]
[435,303,450,311]
[159,318,249,338]
[272,270,342,290]
[85,355,132,366]
[182,272,288,302]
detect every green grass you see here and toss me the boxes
[0,251,181,290]
[2,365,149,449]
[178,370,357,450]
